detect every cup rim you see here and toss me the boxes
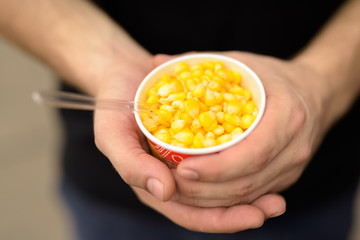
[134,53,266,155]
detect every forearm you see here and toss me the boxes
[294,0,360,133]
[0,0,151,95]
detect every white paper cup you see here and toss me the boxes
[134,54,265,168]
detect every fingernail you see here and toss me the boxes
[179,168,199,180]
[269,209,286,218]
[146,178,164,201]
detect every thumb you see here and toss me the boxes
[94,109,177,202]
[94,82,176,201]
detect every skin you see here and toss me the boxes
[1,0,359,233]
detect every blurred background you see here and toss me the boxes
[0,35,359,240]
[0,36,72,240]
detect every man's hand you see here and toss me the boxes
[160,51,324,208]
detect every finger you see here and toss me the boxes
[173,162,302,208]
[94,108,176,201]
[134,188,266,233]
[172,173,263,207]
[251,193,286,219]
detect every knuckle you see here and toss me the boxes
[294,144,312,165]
[228,181,256,204]
[247,148,272,173]
[291,102,307,132]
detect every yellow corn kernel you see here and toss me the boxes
[192,84,205,98]
[214,91,224,104]
[153,129,171,144]
[156,109,172,123]
[158,97,168,105]
[225,70,235,82]
[166,92,187,101]
[199,101,208,112]
[192,128,206,137]
[169,79,185,93]
[157,83,171,97]
[180,112,193,124]
[174,62,190,74]
[209,104,222,112]
[216,134,232,145]
[172,110,182,121]
[234,94,246,103]
[192,132,205,148]
[223,93,236,102]
[214,61,223,73]
[205,132,215,139]
[147,87,158,97]
[173,128,194,145]
[200,75,210,86]
[171,139,187,148]
[190,64,203,71]
[204,69,214,77]
[224,83,233,92]
[179,71,192,81]
[202,61,215,71]
[159,104,174,113]
[229,70,242,84]
[191,118,201,131]
[222,101,228,113]
[216,111,225,123]
[171,119,186,133]
[203,121,218,132]
[187,92,193,99]
[208,80,221,91]
[184,99,200,118]
[240,114,254,129]
[226,101,242,115]
[243,101,256,114]
[204,89,217,107]
[191,69,203,78]
[171,100,184,111]
[224,113,241,126]
[185,78,196,91]
[242,89,252,101]
[148,103,160,112]
[212,75,224,85]
[213,125,225,135]
[198,111,216,129]
[223,121,236,133]
[155,75,170,90]
[193,77,201,84]
[231,127,244,139]
[230,85,244,95]
[216,69,228,80]
[203,138,216,148]
[143,118,158,132]
[146,95,160,104]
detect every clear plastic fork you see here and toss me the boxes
[32,90,152,114]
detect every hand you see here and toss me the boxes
[93,54,286,233]
[93,59,177,202]
[163,51,326,208]
[133,186,285,233]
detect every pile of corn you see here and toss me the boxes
[141,60,258,148]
